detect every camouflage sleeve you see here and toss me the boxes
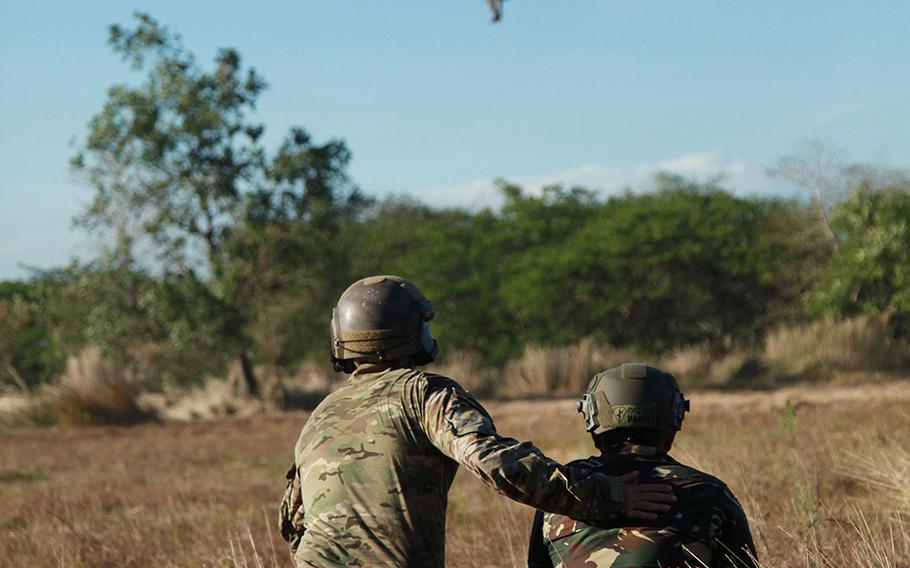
[421,378,625,519]
[714,496,758,568]
[527,510,553,568]
[278,463,306,552]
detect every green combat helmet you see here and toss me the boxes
[577,363,690,435]
[331,275,440,373]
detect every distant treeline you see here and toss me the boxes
[2,13,909,394]
[3,173,910,392]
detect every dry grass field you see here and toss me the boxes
[2,380,910,567]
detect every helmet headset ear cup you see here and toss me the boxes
[673,392,690,430]
[330,306,357,373]
[333,358,356,374]
[411,321,439,366]
[330,307,344,361]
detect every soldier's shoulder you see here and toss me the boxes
[382,368,475,405]
[659,459,727,487]
[306,383,349,415]
[663,460,745,509]
[413,370,472,393]
[359,366,428,391]
[565,456,603,470]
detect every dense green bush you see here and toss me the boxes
[0,281,63,390]
[811,184,910,336]
[2,180,837,389]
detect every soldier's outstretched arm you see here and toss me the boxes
[421,379,674,520]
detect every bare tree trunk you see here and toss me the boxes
[235,351,259,397]
[769,139,845,255]
[811,192,839,254]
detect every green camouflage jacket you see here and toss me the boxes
[280,364,629,568]
[527,445,757,568]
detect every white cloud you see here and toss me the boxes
[658,152,725,174]
[415,178,497,209]
[410,152,795,209]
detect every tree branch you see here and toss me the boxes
[3,360,30,393]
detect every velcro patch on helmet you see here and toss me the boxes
[610,404,658,428]
[361,275,394,286]
[620,363,648,379]
[340,329,415,355]
[341,329,408,341]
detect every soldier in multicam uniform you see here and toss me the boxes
[527,363,757,568]
[279,275,676,567]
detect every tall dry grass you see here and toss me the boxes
[500,339,637,398]
[763,316,910,379]
[135,359,340,422]
[442,387,910,567]
[434,317,910,396]
[0,347,154,427]
[49,347,153,425]
[4,383,909,567]
[0,352,341,427]
[3,316,907,429]
[845,445,910,512]
[658,316,910,389]
[435,340,637,399]
[428,350,499,397]
[658,347,751,388]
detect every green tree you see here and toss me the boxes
[0,280,63,390]
[499,175,821,353]
[811,183,910,335]
[496,183,602,349]
[72,13,363,394]
[347,198,516,363]
[345,178,828,362]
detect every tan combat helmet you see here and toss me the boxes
[577,363,690,436]
[330,275,440,373]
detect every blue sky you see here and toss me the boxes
[2,1,908,279]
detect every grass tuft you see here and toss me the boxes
[48,347,153,425]
[843,446,910,512]
[660,316,910,389]
[429,350,499,398]
[763,315,910,379]
[0,466,50,483]
[500,339,636,398]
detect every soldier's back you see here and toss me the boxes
[533,448,756,568]
[293,365,458,568]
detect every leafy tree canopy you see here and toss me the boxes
[811,182,910,336]
[70,13,365,394]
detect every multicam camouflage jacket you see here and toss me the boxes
[279,364,629,568]
[527,446,757,568]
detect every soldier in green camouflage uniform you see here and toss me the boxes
[279,276,675,567]
[527,363,757,568]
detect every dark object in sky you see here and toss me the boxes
[487,0,505,22]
